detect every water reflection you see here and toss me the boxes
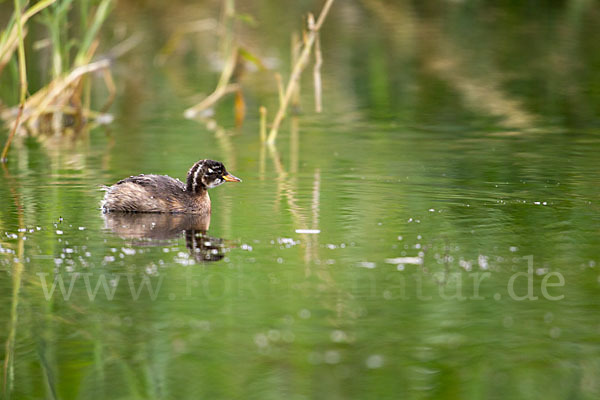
[102,212,228,262]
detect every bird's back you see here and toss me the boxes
[102,174,204,213]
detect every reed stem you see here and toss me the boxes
[259,106,267,142]
[1,0,27,163]
[266,0,334,144]
[312,20,323,113]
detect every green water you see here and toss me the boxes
[1,1,600,399]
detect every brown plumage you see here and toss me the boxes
[101,159,241,214]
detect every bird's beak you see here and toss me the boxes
[223,173,241,183]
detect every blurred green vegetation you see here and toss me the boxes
[0,1,600,399]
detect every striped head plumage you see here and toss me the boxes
[186,159,241,194]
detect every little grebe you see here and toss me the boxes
[101,159,241,214]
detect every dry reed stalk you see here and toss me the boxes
[184,83,240,119]
[2,0,116,157]
[266,0,334,144]
[0,27,24,76]
[184,48,239,119]
[275,73,285,109]
[30,60,109,114]
[311,14,323,113]
[184,0,241,120]
[234,87,245,128]
[289,116,299,173]
[290,32,302,108]
[2,57,115,137]
[259,106,267,142]
[1,106,24,162]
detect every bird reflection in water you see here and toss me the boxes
[102,213,228,262]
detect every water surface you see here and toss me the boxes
[1,1,600,399]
